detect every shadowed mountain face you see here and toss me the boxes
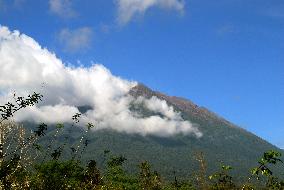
[30,84,283,181]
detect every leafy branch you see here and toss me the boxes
[0,92,43,124]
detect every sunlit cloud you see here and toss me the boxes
[0,25,202,138]
[116,0,185,25]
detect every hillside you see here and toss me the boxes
[25,83,283,182]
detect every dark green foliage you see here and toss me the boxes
[51,147,63,160]
[209,165,236,190]
[251,150,284,189]
[105,154,139,189]
[34,123,48,137]
[0,124,284,189]
[107,155,127,168]
[0,154,21,189]
[251,150,283,177]
[83,160,102,187]
[48,127,283,182]
[139,161,162,190]
[31,160,84,189]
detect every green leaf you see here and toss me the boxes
[56,123,64,129]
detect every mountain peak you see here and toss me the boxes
[129,83,156,98]
[130,83,236,129]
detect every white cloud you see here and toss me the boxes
[49,0,77,18]
[57,27,93,53]
[0,25,202,138]
[15,105,80,124]
[116,0,185,25]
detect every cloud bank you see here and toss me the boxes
[116,0,185,25]
[0,26,201,138]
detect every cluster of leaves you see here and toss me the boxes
[249,150,284,189]
[209,165,236,190]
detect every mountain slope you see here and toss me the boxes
[127,84,283,178]
[27,84,283,181]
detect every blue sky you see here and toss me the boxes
[0,0,283,148]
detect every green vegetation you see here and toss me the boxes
[0,93,283,189]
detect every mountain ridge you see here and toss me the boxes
[25,83,283,181]
[129,83,280,149]
[130,83,252,132]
